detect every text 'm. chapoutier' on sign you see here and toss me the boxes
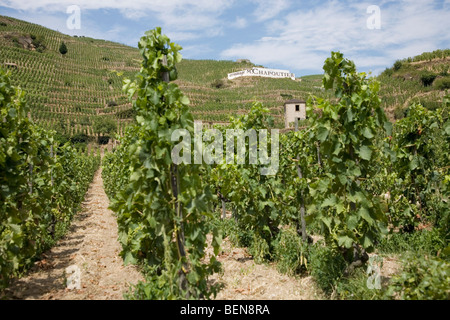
[228,67,295,81]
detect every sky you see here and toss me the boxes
[1,0,449,76]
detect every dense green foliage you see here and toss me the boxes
[420,71,437,87]
[207,52,448,300]
[2,15,448,299]
[435,77,450,90]
[211,102,288,263]
[102,28,221,299]
[273,227,308,276]
[387,253,449,300]
[305,52,390,267]
[0,68,100,288]
[387,103,449,231]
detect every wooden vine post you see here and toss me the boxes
[295,118,308,242]
[50,144,56,238]
[162,54,189,295]
[222,199,226,219]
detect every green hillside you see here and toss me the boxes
[378,50,450,120]
[174,61,332,126]
[0,15,140,139]
[1,15,448,136]
[0,15,331,132]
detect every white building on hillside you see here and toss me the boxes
[284,99,306,128]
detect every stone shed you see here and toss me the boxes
[284,99,306,128]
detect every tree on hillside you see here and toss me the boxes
[59,41,68,55]
[93,117,117,144]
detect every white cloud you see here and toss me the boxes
[119,8,148,20]
[232,17,248,29]
[0,0,233,29]
[2,0,449,75]
[0,0,231,13]
[0,0,234,44]
[221,1,450,74]
[251,0,291,22]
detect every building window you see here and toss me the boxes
[295,105,300,111]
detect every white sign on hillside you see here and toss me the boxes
[228,67,295,81]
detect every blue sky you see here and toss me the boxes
[1,0,449,76]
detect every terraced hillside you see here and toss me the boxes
[1,15,448,135]
[0,15,330,132]
[0,15,140,138]
[378,49,450,120]
[174,61,332,127]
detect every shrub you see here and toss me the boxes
[280,93,294,100]
[420,71,437,87]
[439,65,449,76]
[418,99,441,111]
[308,244,347,294]
[11,37,20,48]
[53,132,70,146]
[71,133,89,144]
[273,227,308,276]
[434,77,450,90]
[249,232,271,264]
[394,105,407,120]
[335,268,386,300]
[387,253,450,300]
[31,34,45,52]
[92,116,117,136]
[73,142,87,152]
[59,41,68,55]
[393,60,403,71]
[212,213,254,250]
[107,100,117,107]
[382,68,394,77]
[211,79,226,89]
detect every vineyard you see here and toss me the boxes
[100,30,449,300]
[0,18,449,301]
[2,15,448,133]
[0,15,332,132]
[0,15,139,142]
[0,67,100,288]
[378,49,450,120]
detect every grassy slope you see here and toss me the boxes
[1,15,448,134]
[0,15,141,136]
[378,51,450,120]
[0,15,329,130]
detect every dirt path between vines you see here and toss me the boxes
[3,168,144,300]
[3,166,327,300]
[209,237,325,300]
